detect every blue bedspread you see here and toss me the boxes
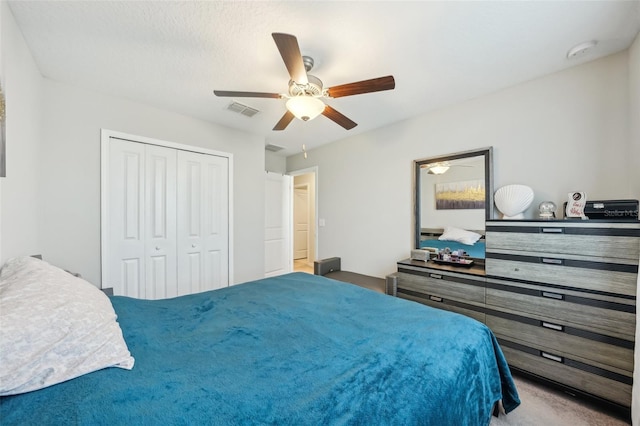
[1,272,519,425]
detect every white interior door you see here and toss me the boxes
[293,186,309,260]
[177,150,229,295]
[264,172,292,277]
[107,139,146,298]
[144,144,177,299]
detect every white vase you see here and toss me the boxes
[494,185,534,219]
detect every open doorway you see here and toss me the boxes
[289,168,317,274]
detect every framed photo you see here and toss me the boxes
[435,179,485,210]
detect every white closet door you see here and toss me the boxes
[177,150,229,295]
[107,139,146,298]
[144,144,177,299]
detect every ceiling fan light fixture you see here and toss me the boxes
[429,165,449,175]
[428,163,450,175]
[286,96,325,121]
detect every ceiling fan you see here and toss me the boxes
[214,33,396,131]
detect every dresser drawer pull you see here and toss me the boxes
[429,295,443,302]
[541,227,564,234]
[541,291,564,300]
[541,352,564,363]
[429,274,443,280]
[542,322,564,332]
[541,258,564,265]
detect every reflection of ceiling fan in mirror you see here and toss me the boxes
[421,161,474,175]
[213,33,395,131]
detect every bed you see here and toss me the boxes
[420,226,486,258]
[419,239,486,259]
[0,256,519,425]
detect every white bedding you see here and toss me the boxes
[0,256,134,396]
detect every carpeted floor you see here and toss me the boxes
[491,373,630,425]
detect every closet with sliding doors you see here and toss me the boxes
[101,131,231,299]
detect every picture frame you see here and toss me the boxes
[435,179,485,210]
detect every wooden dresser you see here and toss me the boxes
[395,219,639,410]
[395,259,486,323]
[485,220,639,409]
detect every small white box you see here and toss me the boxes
[410,249,430,262]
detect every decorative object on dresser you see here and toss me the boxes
[565,191,587,219]
[432,247,474,267]
[485,220,639,413]
[410,249,430,262]
[494,184,534,219]
[538,201,557,219]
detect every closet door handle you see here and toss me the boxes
[155,246,160,251]
[191,244,196,248]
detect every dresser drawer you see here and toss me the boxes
[501,343,632,407]
[486,314,634,372]
[485,278,635,340]
[486,222,640,261]
[398,292,486,323]
[396,271,485,306]
[486,255,637,296]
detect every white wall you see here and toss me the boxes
[288,51,632,279]
[38,80,265,286]
[265,150,286,173]
[1,3,266,286]
[0,2,43,264]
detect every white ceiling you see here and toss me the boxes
[7,1,640,157]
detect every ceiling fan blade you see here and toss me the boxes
[326,75,395,98]
[214,90,281,99]
[272,33,308,85]
[322,105,357,130]
[273,111,295,131]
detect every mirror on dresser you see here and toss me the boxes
[413,147,494,260]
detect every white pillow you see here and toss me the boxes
[0,256,134,396]
[438,226,482,246]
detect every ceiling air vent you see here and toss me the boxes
[227,101,259,118]
[265,144,285,152]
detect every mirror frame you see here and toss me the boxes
[413,147,494,250]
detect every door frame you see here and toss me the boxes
[288,166,318,266]
[100,129,234,289]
